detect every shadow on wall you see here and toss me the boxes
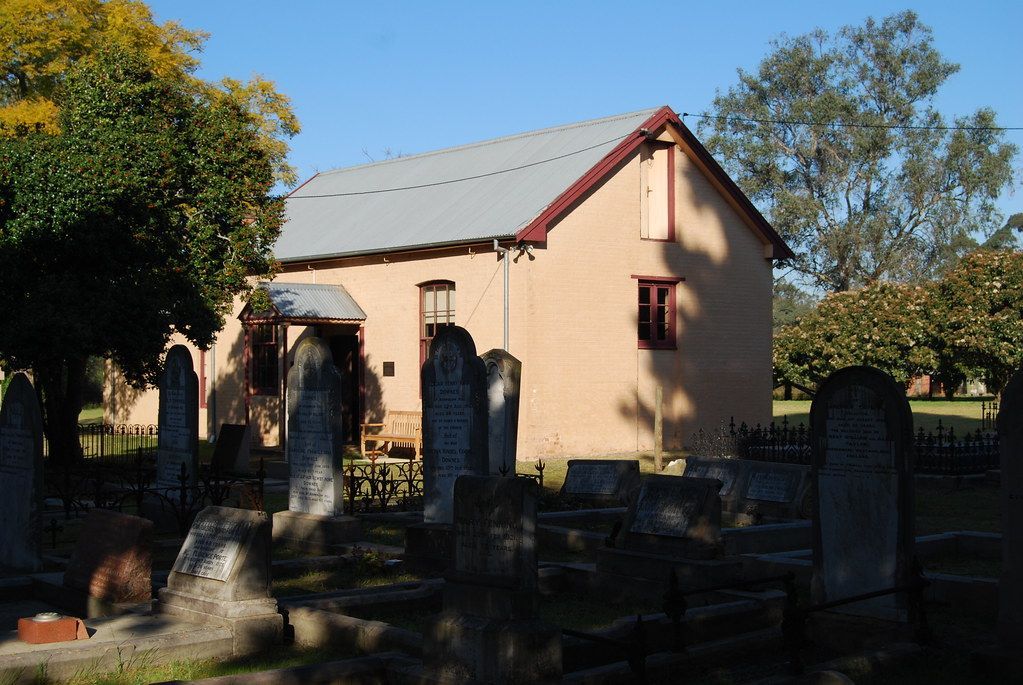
[105,362,154,425]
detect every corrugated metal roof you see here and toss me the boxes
[263,282,366,321]
[275,108,660,262]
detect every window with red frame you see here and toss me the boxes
[638,280,676,349]
[250,324,278,395]
[419,281,455,367]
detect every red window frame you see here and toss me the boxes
[635,277,680,349]
[419,281,455,367]
[249,324,278,396]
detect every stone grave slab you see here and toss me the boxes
[481,348,521,476]
[274,337,359,552]
[738,461,811,520]
[810,365,913,621]
[156,345,199,499]
[425,475,561,683]
[560,459,640,506]
[682,457,740,499]
[56,509,153,616]
[210,423,251,475]
[0,373,44,571]
[996,369,1023,645]
[158,506,282,652]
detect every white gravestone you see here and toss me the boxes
[481,349,521,476]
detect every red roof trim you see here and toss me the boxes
[514,106,794,261]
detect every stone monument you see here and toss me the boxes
[810,365,913,621]
[156,345,199,500]
[274,337,359,553]
[480,348,521,476]
[407,326,488,569]
[560,458,640,506]
[211,423,251,475]
[996,369,1023,645]
[0,373,44,571]
[425,475,561,683]
[159,506,282,653]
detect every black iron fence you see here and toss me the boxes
[343,459,424,514]
[687,416,1000,475]
[43,423,158,460]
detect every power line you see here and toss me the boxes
[288,133,633,199]
[682,112,1023,132]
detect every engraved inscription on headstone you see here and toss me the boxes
[630,481,699,537]
[172,513,252,582]
[564,464,619,495]
[156,345,199,496]
[746,469,800,503]
[0,373,44,571]
[453,476,535,584]
[684,460,738,496]
[811,366,912,621]
[481,349,521,476]
[422,326,488,524]
[286,337,344,517]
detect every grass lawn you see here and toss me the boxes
[774,397,993,434]
[78,404,103,424]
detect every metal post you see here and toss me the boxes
[494,239,509,351]
[654,385,663,470]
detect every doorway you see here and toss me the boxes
[328,333,361,443]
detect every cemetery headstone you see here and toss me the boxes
[156,345,199,499]
[421,326,488,524]
[159,506,282,653]
[683,457,740,498]
[63,509,153,606]
[738,461,811,520]
[426,475,561,683]
[810,366,913,621]
[274,337,359,552]
[996,369,1023,645]
[480,348,521,476]
[210,423,251,475]
[0,373,43,571]
[621,474,722,557]
[560,458,640,505]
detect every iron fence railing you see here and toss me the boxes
[43,423,158,460]
[687,415,1000,476]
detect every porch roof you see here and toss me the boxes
[244,282,367,324]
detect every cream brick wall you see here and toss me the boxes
[108,138,773,457]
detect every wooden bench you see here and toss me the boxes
[360,410,422,459]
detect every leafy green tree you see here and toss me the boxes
[701,11,1016,292]
[0,49,288,464]
[980,213,1023,252]
[773,282,936,389]
[773,280,816,333]
[930,250,1023,396]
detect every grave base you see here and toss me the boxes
[272,511,361,555]
[424,612,561,684]
[157,587,282,655]
[404,523,453,572]
[596,546,744,586]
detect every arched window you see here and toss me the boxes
[419,281,455,365]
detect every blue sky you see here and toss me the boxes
[148,0,1022,220]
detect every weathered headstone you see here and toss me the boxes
[739,461,811,519]
[210,423,251,475]
[810,366,913,621]
[421,326,489,524]
[480,348,521,476]
[274,337,359,552]
[683,457,740,498]
[560,458,640,505]
[63,509,153,605]
[0,373,44,571]
[159,506,282,653]
[996,369,1023,645]
[156,345,199,499]
[426,475,561,683]
[622,475,722,556]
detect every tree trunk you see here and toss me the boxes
[35,357,86,466]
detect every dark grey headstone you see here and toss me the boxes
[168,506,271,601]
[421,326,489,524]
[560,459,640,505]
[211,423,251,475]
[621,474,722,557]
[286,337,344,517]
[0,373,44,571]
[156,345,199,497]
[451,475,536,590]
[683,457,740,497]
[997,369,1023,645]
[481,349,521,476]
[811,366,913,621]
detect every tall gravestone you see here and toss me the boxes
[481,348,521,476]
[159,506,282,653]
[425,476,561,683]
[810,366,913,620]
[996,369,1023,645]
[0,373,44,571]
[156,345,199,499]
[273,337,359,552]
[421,326,489,524]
